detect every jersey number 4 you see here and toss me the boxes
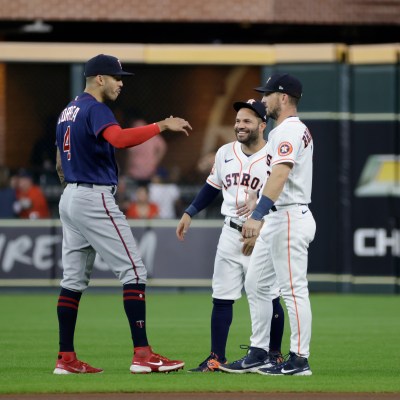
[63,126,71,160]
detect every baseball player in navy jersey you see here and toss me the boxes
[176,99,284,372]
[220,73,316,376]
[54,54,192,374]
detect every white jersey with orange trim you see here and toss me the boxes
[207,140,269,222]
[205,139,279,303]
[245,116,316,357]
[265,116,313,206]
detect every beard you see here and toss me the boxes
[235,128,260,146]
[267,105,280,121]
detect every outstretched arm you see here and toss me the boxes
[103,116,192,149]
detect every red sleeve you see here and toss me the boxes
[102,123,161,149]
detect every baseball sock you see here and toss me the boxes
[269,297,285,353]
[57,287,82,352]
[210,298,234,361]
[123,283,149,348]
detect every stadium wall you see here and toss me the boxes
[0,43,399,293]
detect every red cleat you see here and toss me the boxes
[130,346,184,373]
[53,352,103,374]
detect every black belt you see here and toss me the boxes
[76,183,117,195]
[228,220,243,233]
[77,183,94,189]
[270,203,307,212]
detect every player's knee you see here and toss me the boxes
[121,270,147,286]
[61,279,88,292]
[213,298,235,306]
[244,278,257,297]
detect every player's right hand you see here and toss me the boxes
[176,213,192,241]
[158,116,192,136]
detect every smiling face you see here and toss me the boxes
[234,108,265,147]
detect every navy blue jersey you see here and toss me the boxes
[56,92,119,185]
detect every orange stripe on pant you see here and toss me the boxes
[286,211,301,355]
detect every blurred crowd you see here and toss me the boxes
[0,164,194,220]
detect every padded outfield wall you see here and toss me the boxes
[0,43,399,293]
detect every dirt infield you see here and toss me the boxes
[1,393,400,400]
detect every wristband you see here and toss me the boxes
[251,195,274,221]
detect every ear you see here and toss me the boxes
[280,93,289,104]
[95,75,105,86]
[260,121,267,131]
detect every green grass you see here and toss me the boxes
[0,292,399,394]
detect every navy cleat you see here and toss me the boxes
[188,353,227,372]
[258,351,312,376]
[218,345,268,374]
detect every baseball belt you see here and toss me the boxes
[76,182,117,195]
[228,220,243,233]
[270,203,308,212]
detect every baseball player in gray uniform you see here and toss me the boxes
[54,54,191,374]
[220,73,316,376]
[176,99,284,372]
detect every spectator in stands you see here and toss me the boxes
[126,185,159,219]
[149,168,183,219]
[124,116,168,186]
[0,166,17,218]
[14,169,50,219]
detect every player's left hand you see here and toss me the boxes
[242,218,263,238]
[240,235,257,256]
[236,203,251,218]
[236,188,258,217]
